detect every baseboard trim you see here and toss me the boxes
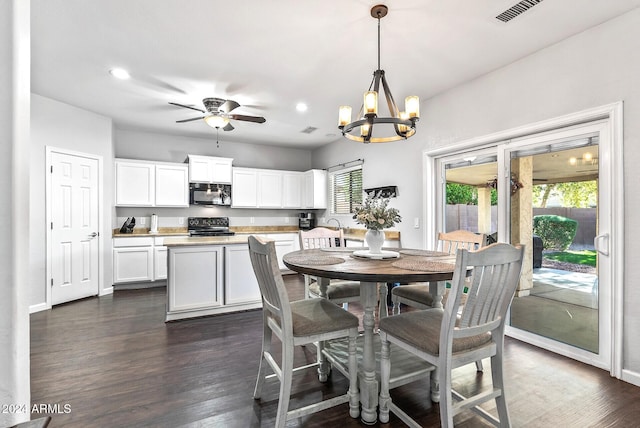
[29,302,49,314]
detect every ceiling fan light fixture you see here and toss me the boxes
[204,115,230,129]
[338,4,419,143]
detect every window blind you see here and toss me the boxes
[330,166,363,214]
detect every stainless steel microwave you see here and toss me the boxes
[189,183,232,206]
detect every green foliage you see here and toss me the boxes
[533,215,578,251]
[446,183,497,205]
[544,250,597,267]
[532,180,597,208]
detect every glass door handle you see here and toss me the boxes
[594,233,609,256]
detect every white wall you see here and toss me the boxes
[314,8,640,376]
[1,1,31,425]
[30,94,115,307]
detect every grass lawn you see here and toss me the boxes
[544,250,597,267]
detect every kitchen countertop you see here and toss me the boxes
[164,235,252,247]
[113,226,401,242]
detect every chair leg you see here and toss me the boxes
[348,329,360,418]
[379,333,391,423]
[253,315,272,399]
[316,338,330,382]
[379,283,388,319]
[491,345,511,426]
[275,339,294,428]
[438,357,454,428]
[475,359,484,372]
[392,295,401,315]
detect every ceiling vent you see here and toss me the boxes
[496,0,543,23]
[301,126,318,134]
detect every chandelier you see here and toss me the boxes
[338,4,420,143]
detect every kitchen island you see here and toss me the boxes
[163,233,299,321]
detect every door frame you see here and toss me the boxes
[45,146,104,309]
[422,102,624,378]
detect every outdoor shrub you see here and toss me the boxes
[533,215,578,251]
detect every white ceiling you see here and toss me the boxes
[31,0,640,149]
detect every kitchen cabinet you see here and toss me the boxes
[303,169,327,209]
[113,236,170,284]
[266,233,300,270]
[231,167,258,207]
[187,155,233,184]
[115,159,188,207]
[282,172,303,208]
[167,245,224,317]
[257,170,283,208]
[113,237,154,283]
[224,244,261,305]
[155,163,189,207]
[115,160,154,206]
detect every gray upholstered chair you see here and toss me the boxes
[248,235,360,427]
[391,230,486,314]
[379,243,525,427]
[299,227,361,307]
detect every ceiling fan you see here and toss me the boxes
[169,97,266,131]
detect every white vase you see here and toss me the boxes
[365,229,385,254]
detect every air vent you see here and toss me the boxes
[496,0,543,23]
[301,126,318,134]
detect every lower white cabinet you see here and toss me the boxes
[263,233,299,270]
[225,245,261,305]
[113,237,154,283]
[167,245,224,314]
[113,236,171,284]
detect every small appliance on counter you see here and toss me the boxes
[187,217,235,236]
[149,214,159,234]
[189,183,232,206]
[298,212,316,230]
[119,217,136,234]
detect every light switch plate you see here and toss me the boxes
[413,217,420,228]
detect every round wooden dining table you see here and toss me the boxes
[283,247,460,424]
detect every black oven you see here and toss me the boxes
[189,183,231,206]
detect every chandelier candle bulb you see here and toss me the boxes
[338,105,352,127]
[405,96,420,118]
[361,122,371,137]
[398,111,409,133]
[364,91,378,116]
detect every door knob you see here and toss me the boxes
[89,232,98,238]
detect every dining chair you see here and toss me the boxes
[299,227,361,307]
[248,235,360,427]
[391,230,486,314]
[379,243,525,427]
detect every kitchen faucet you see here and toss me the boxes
[327,218,342,230]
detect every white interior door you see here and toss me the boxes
[49,149,100,305]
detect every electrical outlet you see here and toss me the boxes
[250,217,255,224]
[140,217,146,226]
[284,217,289,224]
[319,217,325,225]
[413,217,420,229]
[178,217,184,225]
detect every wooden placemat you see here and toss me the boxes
[399,249,450,257]
[285,255,345,265]
[392,258,455,272]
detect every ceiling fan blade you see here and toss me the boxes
[169,102,205,113]
[220,99,240,113]
[223,123,234,132]
[229,114,266,123]
[176,116,205,123]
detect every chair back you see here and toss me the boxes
[444,243,525,346]
[248,235,292,330]
[299,227,344,249]
[437,229,486,255]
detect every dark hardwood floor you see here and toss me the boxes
[30,275,640,427]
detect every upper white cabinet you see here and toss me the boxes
[282,172,303,208]
[115,159,189,207]
[232,167,317,209]
[231,167,258,208]
[187,155,233,184]
[155,163,189,207]
[303,169,327,209]
[257,170,284,208]
[115,160,155,206]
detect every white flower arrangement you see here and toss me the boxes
[352,195,401,231]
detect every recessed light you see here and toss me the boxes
[109,68,130,80]
[296,102,308,112]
